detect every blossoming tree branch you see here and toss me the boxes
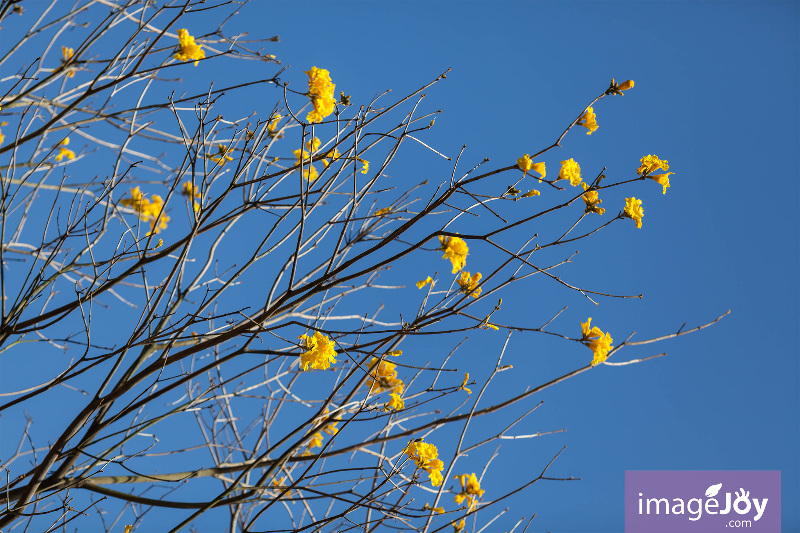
[0,1,725,532]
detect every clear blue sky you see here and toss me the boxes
[226,2,799,531]
[2,2,797,532]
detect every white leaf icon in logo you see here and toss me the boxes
[706,483,723,498]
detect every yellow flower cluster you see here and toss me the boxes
[454,473,485,511]
[439,235,469,273]
[623,197,644,228]
[516,154,546,182]
[297,331,337,371]
[174,29,205,66]
[581,183,605,215]
[581,317,614,366]
[557,158,582,186]
[120,187,170,234]
[369,358,404,394]
[182,181,201,212]
[577,106,599,135]
[404,440,445,487]
[207,144,233,166]
[638,155,673,194]
[385,393,404,411]
[55,137,75,162]
[305,66,336,123]
[457,271,482,299]
[61,46,75,78]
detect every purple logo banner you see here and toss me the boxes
[625,471,781,533]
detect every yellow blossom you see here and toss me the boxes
[404,440,445,487]
[304,431,324,454]
[454,473,485,510]
[385,392,405,411]
[416,276,434,289]
[55,137,75,162]
[623,197,644,229]
[120,187,169,234]
[322,148,340,168]
[618,79,634,91]
[457,271,482,299]
[374,207,391,217]
[607,78,635,95]
[557,158,582,186]
[637,154,669,176]
[521,189,540,197]
[580,317,614,366]
[181,181,201,212]
[124,527,133,533]
[319,408,341,436]
[174,29,205,66]
[459,372,472,394]
[297,331,337,371]
[305,66,336,123]
[61,46,75,78]
[267,113,282,136]
[294,144,319,182]
[422,503,445,514]
[305,137,321,153]
[577,106,598,135]
[368,358,404,394]
[516,154,546,181]
[439,235,468,273]
[648,172,674,194]
[358,158,369,174]
[207,144,233,166]
[454,519,466,533]
[386,350,402,356]
[581,183,605,215]
[302,165,319,182]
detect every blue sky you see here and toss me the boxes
[1,1,797,532]
[225,2,799,531]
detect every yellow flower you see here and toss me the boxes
[439,235,468,273]
[181,181,201,212]
[368,358,404,394]
[302,165,319,182]
[174,29,205,66]
[648,172,674,194]
[386,350,402,356]
[358,158,369,174]
[267,113,282,136]
[557,158,582,186]
[618,79,634,91]
[581,183,605,215]
[305,431,324,454]
[422,503,445,514]
[61,46,75,78]
[459,372,472,394]
[322,148,340,168]
[55,137,75,162]
[120,187,169,234]
[637,154,669,176]
[297,331,337,371]
[124,527,133,533]
[457,271,482,299]
[607,78,635,95]
[454,473,485,510]
[416,276,434,289]
[385,392,405,411]
[580,318,614,366]
[207,144,233,166]
[319,408,341,436]
[305,66,336,123]
[305,137,321,153]
[374,207,391,217]
[404,440,445,487]
[521,189,540,197]
[623,197,644,229]
[294,144,319,182]
[516,154,546,181]
[454,519,466,533]
[577,106,598,135]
